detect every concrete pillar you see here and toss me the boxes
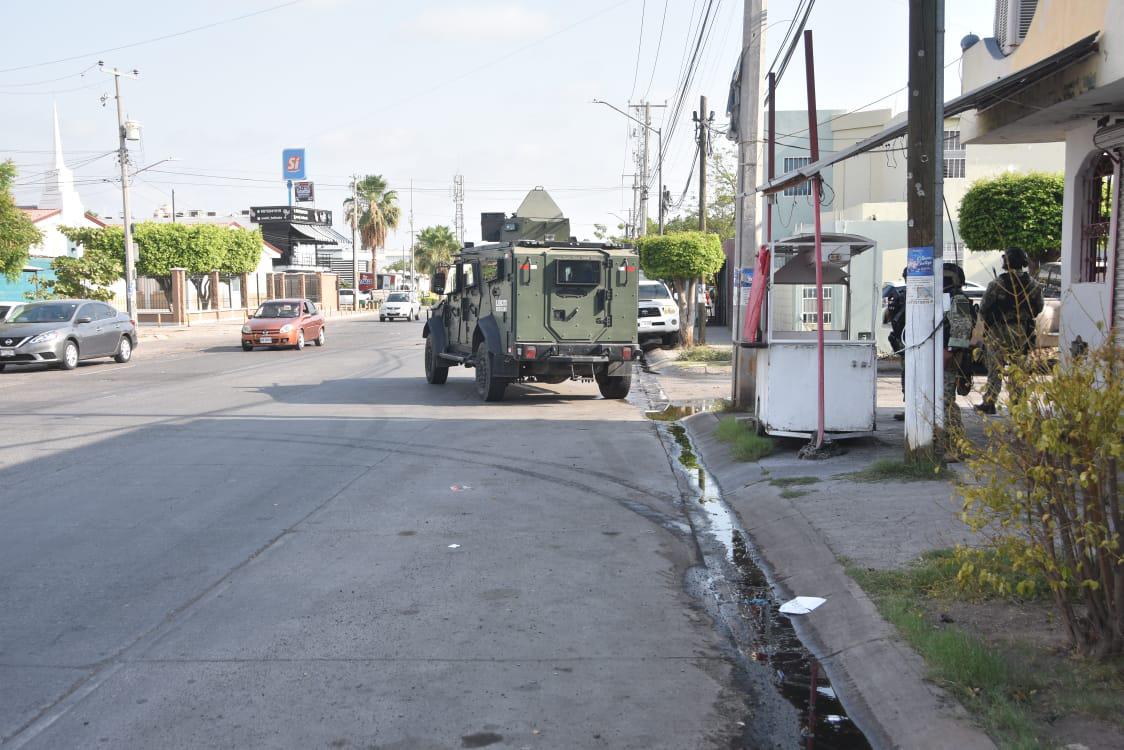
[170,268,187,325]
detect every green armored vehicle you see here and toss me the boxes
[422,240,641,401]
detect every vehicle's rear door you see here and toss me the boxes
[546,252,611,342]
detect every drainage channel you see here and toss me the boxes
[645,401,872,750]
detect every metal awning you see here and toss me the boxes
[291,223,340,245]
[756,33,1100,195]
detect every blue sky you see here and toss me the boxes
[2,0,995,253]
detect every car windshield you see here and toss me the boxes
[387,293,409,302]
[255,302,301,318]
[639,283,671,300]
[10,303,78,323]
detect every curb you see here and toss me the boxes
[681,412,996,750]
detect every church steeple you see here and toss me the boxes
[38,104,85,220]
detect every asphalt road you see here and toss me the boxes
[0,317,763,749]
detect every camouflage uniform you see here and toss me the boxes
[979,271,1044,407]
[943,291,974,433]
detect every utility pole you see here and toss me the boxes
[100,63,139,321]
[694,95,712,232]
[409,180,415,292]
[350,175,360,299]
[904,0,945,458]
[732,0,766,410]
[636,103,650,237]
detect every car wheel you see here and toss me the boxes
[380,316,386,322]
[60,340,79,370]
[242,341,254,352]
[662,332,680,348]
[315,327,326,347]
[0,364,6,372]
[114,336,132,363]
[474,341,507,402]
[595,369,631,399]
[424,336,449,385]
[295,330,305,350]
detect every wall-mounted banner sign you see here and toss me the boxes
[294,181,314,202]
[282,148,306,180]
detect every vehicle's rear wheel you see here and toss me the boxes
[380,316,386,322]
[474,341,507,402]
[315,327,326,347]
[424,336,449,384]
[0,364,6,372]
[414,311,420,321]
[242,342,254,352]
[295,330,305,350]
[595,369,631,399]
[60,340,79,370]
[114,336,132,363]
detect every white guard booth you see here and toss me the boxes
[754,233,879,439]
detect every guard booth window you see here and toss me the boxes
[556,260,600,285]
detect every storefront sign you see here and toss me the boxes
[282,148,306,180]
[358,272,374,291]
[294,181,314,202]
[250,206,332,225]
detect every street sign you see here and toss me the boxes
[294,181,314,202]
[282,148,306,180]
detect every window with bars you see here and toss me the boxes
[942,129,966,179]
[800,286,832,326]
[783,156,812,196]
[1080,153,1114,283]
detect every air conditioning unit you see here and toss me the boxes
[994,0,1038,54]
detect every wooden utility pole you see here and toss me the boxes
[732,0,765,409]
[904,0,945,458]
[695,95,709,232]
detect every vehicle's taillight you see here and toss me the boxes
[524,345,537,359]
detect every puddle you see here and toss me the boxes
[644,400,721,422]
[658,421,872,749]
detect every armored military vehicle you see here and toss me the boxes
[422,240,641,401]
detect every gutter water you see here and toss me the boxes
[648,402,872,750]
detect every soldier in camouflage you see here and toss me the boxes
[942,263,974,441]
[975,247,1044,414]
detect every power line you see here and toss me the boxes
[641,0,670,100]
[0,0,305,74]
[0,64,99,88]
[628,0,647,101]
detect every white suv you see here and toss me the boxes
[637,279,679,347]
[380,291,420,321]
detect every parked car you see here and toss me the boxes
[380,291,420,321]
[0,300,136,371]
[637,278,680,348]
[241,298,325,351]
[339,288,372,307]
[0,300,23,323]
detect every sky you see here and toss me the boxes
[2,0,995,261]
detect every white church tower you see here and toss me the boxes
[37,104,86,223]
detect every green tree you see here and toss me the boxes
[37,250,122,302]
[636,231,725,346]
[343,175,401,273]
[958,172,1064,273]
[413,225,460,274]
[1,161,43,281]
[385,259,410,273]
[652,143,737,241]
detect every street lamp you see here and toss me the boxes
[592,99,664,235]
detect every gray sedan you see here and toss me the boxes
[0,300,137,371]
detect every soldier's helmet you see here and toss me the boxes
[943,262,966,292]
[1004,247,1029,270]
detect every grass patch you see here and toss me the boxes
[667,424,698,469]
[714,416,774,462]
[769,476,820,488]
[779,488,811,499]
[843,457,946,482]
[847,550,1124,749]
[677,346,733,363]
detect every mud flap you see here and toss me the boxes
[423,309,448,356]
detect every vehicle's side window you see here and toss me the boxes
[306,301,318,315]
[95,303,116,320]
[463,261,476,289]
[453,263,465,294]
[77,304,97,322]
[482,259,499,283]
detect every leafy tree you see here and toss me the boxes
[413,225,460,274]
[1,160,43,281]
[652,143,737,241]
[636,231,725,346]
[958,172,1064,272]
[343,175,401,274]
[385,259,410,272]
[61,223,262,308]
[36,251,122,302]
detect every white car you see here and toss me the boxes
[339,288,372,307]
[637,279,680,347]
[0,301,24,323]
[380,291,420,321]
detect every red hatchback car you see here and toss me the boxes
[241,298,325,351]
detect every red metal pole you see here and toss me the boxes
[804,29,826,448]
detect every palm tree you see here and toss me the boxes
[342,174,401,273]
[414,225,460,274]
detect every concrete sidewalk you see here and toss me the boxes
[643,357,996,749]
